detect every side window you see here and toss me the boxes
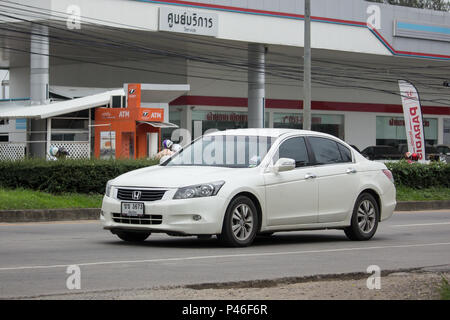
[308,137,342,164]
[276,137,310,167]
[337,143,352,163]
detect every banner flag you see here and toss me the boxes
[398,80,426,163]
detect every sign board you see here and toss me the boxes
[127,83,141,108]
[138,108,165,122]
[159,7,218,37]
[398,80,426,163]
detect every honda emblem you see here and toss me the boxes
[132,191,142,200]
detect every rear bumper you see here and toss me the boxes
[380,183,396,221]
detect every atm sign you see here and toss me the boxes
[139,108,164,122]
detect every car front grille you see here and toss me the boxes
[112,213,163,225]
[117,188,166,202]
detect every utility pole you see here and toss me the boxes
[303,0,312,131]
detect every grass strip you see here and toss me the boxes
[0,188,102,210]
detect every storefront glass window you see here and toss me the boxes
[192,110,248,138]
[376,116,438,147]
[51,118,89,142]
[273,112,345,140]
[444,118,450,146]
[161,109,181,143]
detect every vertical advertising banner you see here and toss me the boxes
[398,80,426,163]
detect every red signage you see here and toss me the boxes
[389,118,429,127]
[138,108,164,122]
[127,83,141,109]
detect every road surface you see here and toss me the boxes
[0,210,449,299]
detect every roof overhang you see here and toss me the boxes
[0,89,123,119]
[127,84,190,104]
[137,121,179,128]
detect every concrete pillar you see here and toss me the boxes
[247,43,265,128]
[29,23,49,158]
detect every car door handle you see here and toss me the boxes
[346,168,357,174]
[305,173,317,180]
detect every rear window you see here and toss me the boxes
[308,137,343,165]
[337,143,352,162]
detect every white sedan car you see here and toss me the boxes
[101,129,396,247]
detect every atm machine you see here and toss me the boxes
[94,83,189,159]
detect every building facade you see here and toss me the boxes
[0,0,449,159]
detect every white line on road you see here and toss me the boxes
[0,242,449,272]
[391,222,450,227]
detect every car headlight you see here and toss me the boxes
[173,181,225,200]
[105,180,113,198]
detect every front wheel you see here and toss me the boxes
[219,196,259,247]
[344,193,379,241]
[116,231,151,242]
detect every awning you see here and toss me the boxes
[137,121,179,128]
[133,84,190,103]
[50,86,120,99]
[0,89,124,119]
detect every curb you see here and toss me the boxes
[0,201,449,223]
[0,208,100,223]
[395,200,450,211]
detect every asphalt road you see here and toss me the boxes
[0,210,449,299]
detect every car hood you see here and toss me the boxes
[111,165,245,188]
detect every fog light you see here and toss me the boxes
[193,215,202,221]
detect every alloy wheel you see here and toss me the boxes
[231,203,254,241]
[357,200,376,233]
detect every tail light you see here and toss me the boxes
[382,169,394,184]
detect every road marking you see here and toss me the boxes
[0,242,449,272]
[394,210,450,214]
[392,222,450,227]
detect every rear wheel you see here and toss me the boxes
[116,231,151,242]
[219,196,259,247]
[344,193,379,241]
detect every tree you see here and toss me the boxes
[366,0,450,11]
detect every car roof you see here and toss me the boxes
[205,128,334,139]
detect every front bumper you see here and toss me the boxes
[101,193,228,235]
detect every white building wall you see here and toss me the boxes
[344,112,376,150]
[50,0,391,56]
[9,67,30,99]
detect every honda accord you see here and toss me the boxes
[101,129,396,247]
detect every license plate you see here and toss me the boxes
[121,202,144,216]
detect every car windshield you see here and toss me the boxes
[164,135,276,168]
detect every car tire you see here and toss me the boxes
[219,196,259,247]
[344,193,379,241]
[116,231,151,242]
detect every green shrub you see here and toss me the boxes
[0,159,448,195]
[385,160,450,189]
[0,158,159,194]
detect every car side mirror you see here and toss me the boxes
[159,155,171,165]
[272,158,296,173]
